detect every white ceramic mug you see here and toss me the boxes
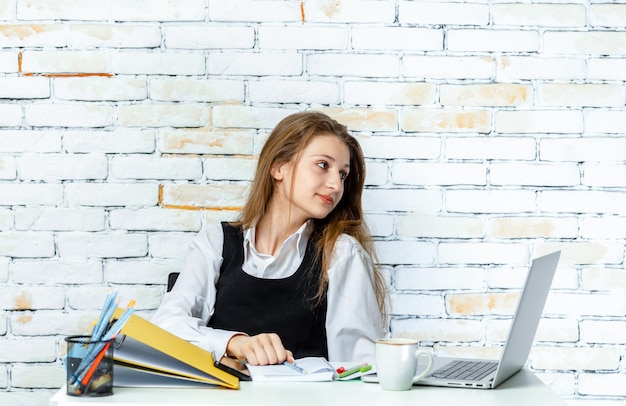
[375,338,434,391]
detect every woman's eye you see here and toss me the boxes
[339,171,348,180]
[316,161,328,170]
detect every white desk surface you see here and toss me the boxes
[49,369,565,406]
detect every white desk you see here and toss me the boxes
[50,369,565,406]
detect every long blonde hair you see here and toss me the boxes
[234,111,387,319]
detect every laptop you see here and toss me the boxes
[365,250,561,389]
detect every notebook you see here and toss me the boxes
[365,250,561,389]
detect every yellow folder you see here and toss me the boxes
[111,308,239,389]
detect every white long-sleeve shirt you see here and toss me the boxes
[151,221,385,364]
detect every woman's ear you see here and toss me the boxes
[270,162,286,181]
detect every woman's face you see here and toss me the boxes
[271,133,350,224]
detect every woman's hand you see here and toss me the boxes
[226,333,294,366]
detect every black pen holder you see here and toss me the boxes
[64,335,114,397]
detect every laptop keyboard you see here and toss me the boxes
[428,360,498,381]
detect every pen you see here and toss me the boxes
[283,361,306,374]
[338,363,369,379]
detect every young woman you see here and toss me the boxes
[151,111,387,366]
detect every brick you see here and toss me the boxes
[440,84,532,107]
[536,242,625,266]
[352,27,442,51]
[523,318,579,343]
[320,108,398,132]
[365,213,393,238]
[64,129,155,153]
[17,0,109,21]
[109,208,202,232]
[54,77,147,101]
[495,110,583,134]
[402,108,491,133]
[581,320,626,344]
[395,267,485,291]
[18,153,107,180]
[0,130,62,153]
[0,103,21,126]
[0,24,65,48]
[258,25,348,50]
[531,346,620,371]
[540,190,626,215]
[0,156,15,179]
[489,163,580,187]
[445,137,536,160]
[11,364,64,388]
[438,242,529,265]
[307,53,399,77]
[111,156,202,180]
[65,183,158,206]
[497,56,586,81]
[158,129,254,155]
[390,293,444,316]
[111,0,205,21]
[589,57,626,80]
[590,4,626,27]
[391,318,484,343]
[541,137,626,161]
[398,214,484,239]
[0,76,49,99]
[398,1,489,25]
[404,55,493,80]
[249,79,339,104]
[150,78,244,102]
[165,25,254,49]
[212,105,298,129]
[539,83,624,107]
[204,157,256,181]
[492,4,585,27]
[0,51,16,72]
[582,268,626,291]
[24,103,114,127]
[0,208,10,229]
[21,50,110,74]
[11,311,96,336]
[68,286,162,310]
[344,81,437,106]
[69,24,161,48]
[544,31,626,55]
[161,184,248,209]
[149,233,195,259]
[581,217,626,239]
[12,260,103,285]
[0,184,62,205]
[57,232,148,258]
[0,286,64,309]
[360,136,440,160]
[489,217,579,239]
[376,240,436,265]
[105,259,181,284]
[448,29,539,52]
[0,258,8,283]
[579,373,626,396]
[0,338,56,362]
[446,189,536,214]
[0,0,13,19]
[585,110,626,134]
[305,0,395,23]
[209,0,301,22]
[209,51,302,76]
[364,161,387,186]
[363,189,442,213]
[394,162,486,186]
[118,103,208,128]
[113,51,205,75]
[448,292,521,316]
[15,208,105,231]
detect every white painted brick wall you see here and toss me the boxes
[1,0,625,404]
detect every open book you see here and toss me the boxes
[110,308,239,389]
[246,357,337,382]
